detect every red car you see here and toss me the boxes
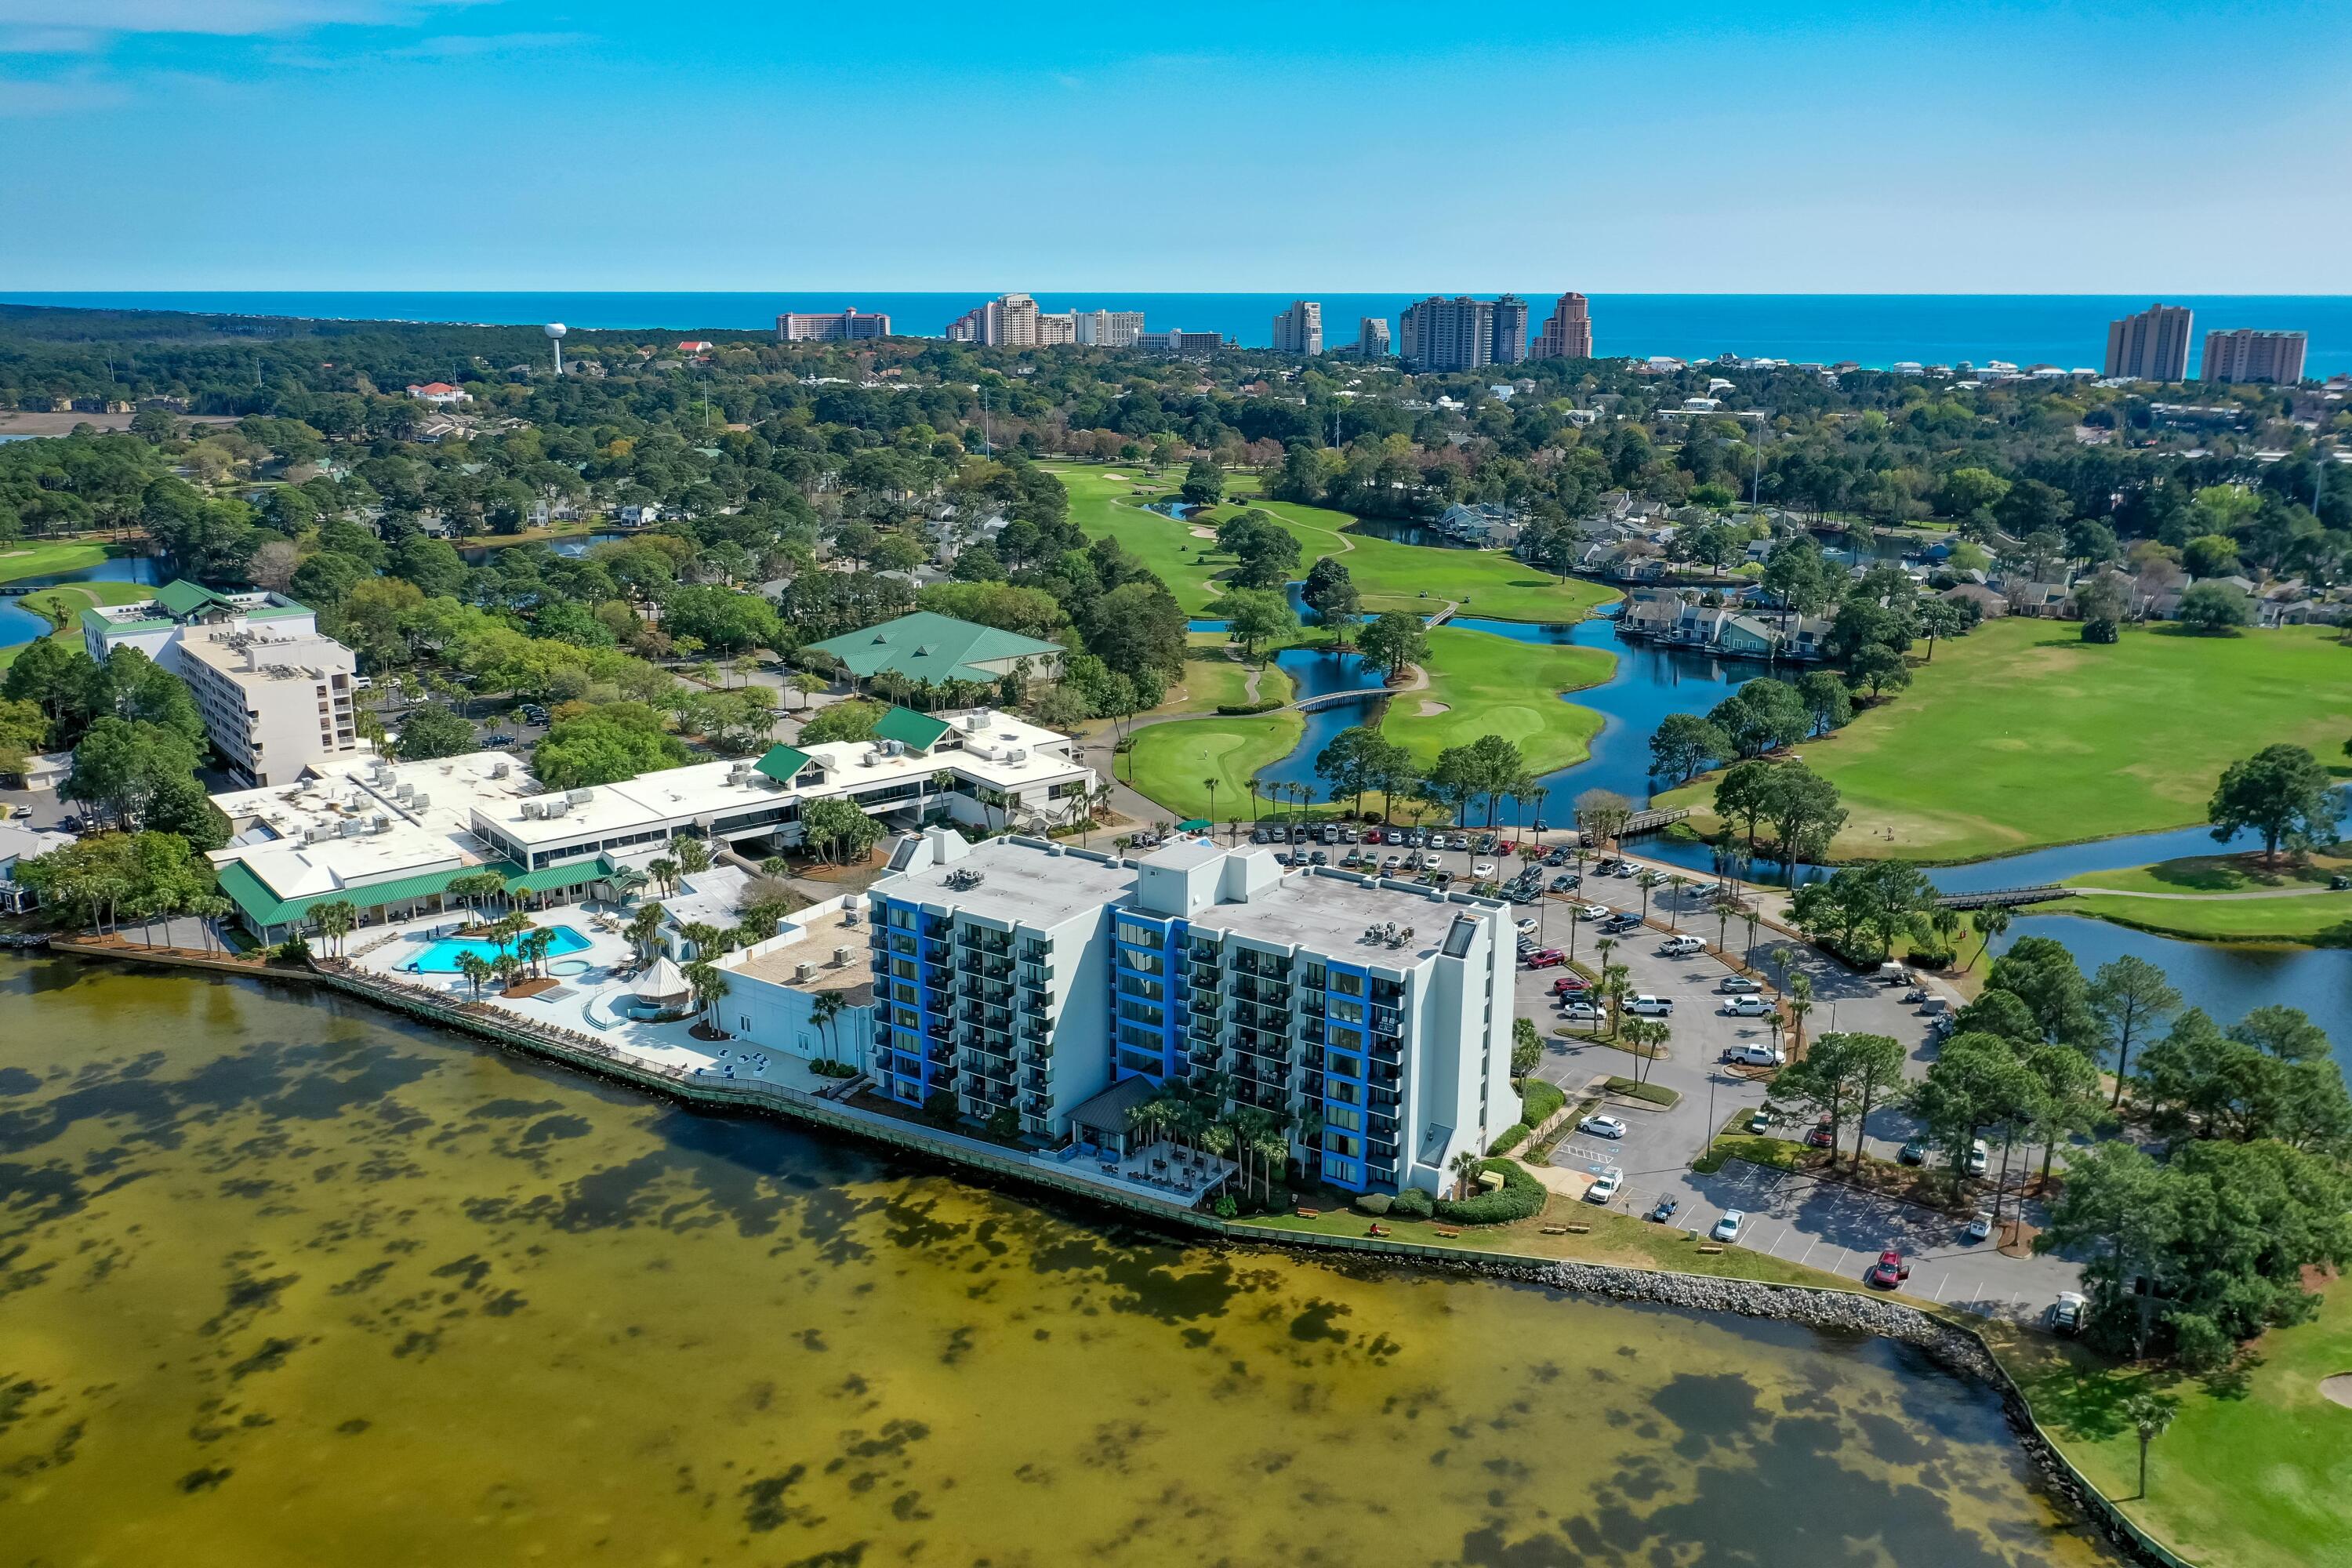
[1523,947,1565,969]
[1549,974,1591,995]
[1361,827,1383,845]
[1495,840,1515,855]
[1865,1249,1911,1289]
[1807,1123,1835,1149]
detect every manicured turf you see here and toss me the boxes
[2069,848,2348,895]
[1048,460,1617,624]
[1992,1282,2352,1568]
[0,541,115,584]
[0,626,73,673]
[2060,889,2352,946]
[1121,710,1304,823]
[1658,619,2352,862]
[1380,626,1613,778]
[1164,633,1291,715]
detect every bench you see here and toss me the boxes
[1432,1228,1461,1240]
[1294,1207,1319,1218]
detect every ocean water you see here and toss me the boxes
[6,291,2347,375]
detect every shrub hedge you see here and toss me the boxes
[1353,1191,1392,1215]
[1488,1123,1530,1154]
[1389,1187,1434,1220]
[1434,1158,1547,1225]
[1214,699,1285,716]
[1520,1080,1566,1128]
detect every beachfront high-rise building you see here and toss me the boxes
[1531,292,1593,360]
[1358,317,1391,358]
[1139,328,1222,355]
[2200,328,2307,385]
[1490,294,1529,364]
[946,293,1043,347]
[1396,296,1529,372]
[1033,311,1078,346]
[2103,303,2193,382]
[863,833,1517,1194]
[776,307,893,342]
[83,580,358,787]
[1271,299,1323,355]
[1073,310,1145,347]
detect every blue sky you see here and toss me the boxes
[2,1,2348,292]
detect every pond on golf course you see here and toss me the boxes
[0,954,2122,1567]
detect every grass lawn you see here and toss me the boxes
[1237,1194,1875,1292]
[1657,619,2352,862]
[1161,633,1291,715]
[2071,847,2350,895]
[2060,888,2352,946]
[0,626,74,673]
[1990,1281,2352,1568]
[1379,625,1613,777]
[1048,460,1617,624]
[1122,710,1304,822]
[0,540,117,584]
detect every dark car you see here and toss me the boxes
[1807,1123,1835,1149]
[1865,1249,1911,1289]
[485,732,516,746]
[1647,1195,1680,1223]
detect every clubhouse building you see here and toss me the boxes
[208,706,1094,942]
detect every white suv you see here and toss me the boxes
[1658,935,1704,956]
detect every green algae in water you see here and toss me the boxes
[0,958,2119,1566]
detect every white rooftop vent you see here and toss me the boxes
[840,906,860,927]
[792,961,815,984]
[566,789,593,804]
[411,792,429,808]
[832,946,853,967]
[490,760,510,779]
[372,815,392,833]
[338,818,365,837]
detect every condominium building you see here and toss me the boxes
[2104,303,2194,382]
[1139,328,1222,356]
[945,292,1041,347]
[1358,317,1392,358]
[1034,311,1078,346]
[82,579,358,786]
[1073,310,1145,347]
[1271,299,1323,355]
[1398,295,1527,372]
[863,832,1516,1195]
[2201,328,2307,385]
[776,307,893,342]
[1531,292,1593,360]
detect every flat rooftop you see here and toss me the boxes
[176,627,351,682]
[730,904,874,1000]
[879,837,1136,931]
[1185,868,1479,966]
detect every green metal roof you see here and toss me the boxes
[218,855,617,929]
[804,612,1062,685]
[753,744,813,784]
[154,579,235,618]
[873,705,952,752]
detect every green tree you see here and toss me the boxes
[1214,587,1299,660]
[1795,670,1853,736]
[797,698,887,746]
[2089,954,2181,1108]
[802,796,881,864]
[1179,456,1224,506]
[395,704,477,760]
[1758,762,1846,862]
[2208,742,2337,862]
[2174,580,2251,634]
[1648,713,1730,785]
[62,717,205,829]
[1356,610,1428,681]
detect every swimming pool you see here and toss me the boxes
[409,924,593,973]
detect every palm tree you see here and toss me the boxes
[679,920,722,960]
[1200,776,1220,828]
[670,835,713,877]
[521,927,554,978]
[1199,1119,1236,1181]
[1969,906,2011,970]
[456,950,494,1001]
[1635,869,1661,926]
[1628,1018,1669,1087]
[1741,906,1762,967]
[312,898,358,959]
[493,950,526,991]
[2123,1394,2176,1501]
[187,893,230,955]
[1602,962,1632,1040]
[682,960,730,1029]
[1449,1148,1484,1201]
[1711,897,1737,956]
[811,990,848,1065]
[1246,779,1261,823]
[1664,873,1689,931]
[623,902,665,966]
[1928,904,1963,965]
[648,857,681,898]
[1786,971,1815,1057]
[1253,1126,1290,1200]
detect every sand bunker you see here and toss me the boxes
[2322,1374,2352,1409]
[1417,701,1451,716]
[1189,526,1218,539]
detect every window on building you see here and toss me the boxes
[1330,971,1363,996]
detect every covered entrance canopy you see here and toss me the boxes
[1066,1073,1161,1149]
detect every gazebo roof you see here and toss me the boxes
[1067,1073,1163,1138]
[635,956,691,1001]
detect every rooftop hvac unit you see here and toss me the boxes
[792,962,815,984]
[566,789,593,805]
[489,760,510,779]
[880,739,902,757]
[840,906,861,927]
[832,946,853,967]
[394,783,414,800]
[521,801,544,819]
[411,793,429,808]
[371,815,392,833]
[860,750,882,767]
[338,818,365,837]
[546,797,569,816]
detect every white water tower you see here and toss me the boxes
[545,321,568,375]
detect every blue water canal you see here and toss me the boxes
[1188,593,2352,1054]
[0,553,165,652]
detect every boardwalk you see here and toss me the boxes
[1932,885,2076,910]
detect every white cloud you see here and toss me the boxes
[0,67,125,114]
[384,30,585,58]
[0,2,489,34]
[0,26,98,51]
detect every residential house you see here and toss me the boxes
[1941,583,2009,619]
[0,822,74,913]
[405,382,470,406]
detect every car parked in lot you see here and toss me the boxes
[1865,1249,1911,1289]
[1559,1000,1606,1023]
[2049,1291,2088,1335]
[1251,827,1272,844]
[1722,1042,1784,1066]
[1573,903,1609,920]
[1447,833,1470,851]
[1966,1138,1990,1175]
[1965,1211,1994,1241]
[1746,1108,1772,1134]
[1472,860,1497,878]
[1624,993,1674,1017]
[1898,1139,1929,1166]
[1806,1121,1835,1149]
[1584,1167,1623,1204]
[1717,976,1761,995]
[1659,934,1704,956]
[1599,913,1642,933]
[1548,872,1581,891]
[1711,1210,1746,1243]
[485,732,515,746]
[1646,1194,1679,1222]
[1719,996,1775,1018]
[1579,1113,1628,1140]
[1523,947,1565,969]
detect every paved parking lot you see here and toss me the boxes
[1262,825,2092,1320]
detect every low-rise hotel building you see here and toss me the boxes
[206,707,1094,942]
[83,579,360,786]
[863,831,1516,1196]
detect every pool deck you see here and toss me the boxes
[351,906,833,1091]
